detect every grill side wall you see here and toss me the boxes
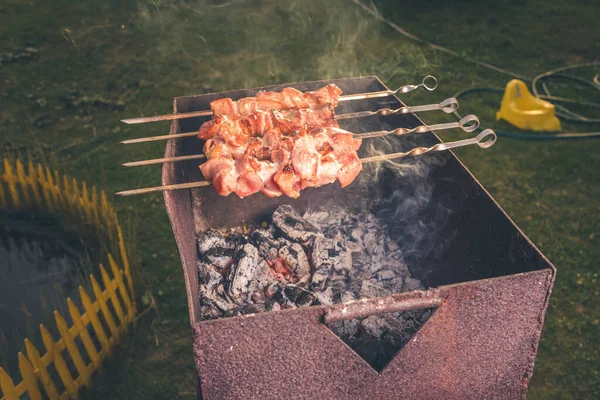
[192,269,553,400]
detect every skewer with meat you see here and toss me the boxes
[210,84,343,117]
[199,104,338,158]
[200,126,362,198]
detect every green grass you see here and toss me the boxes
[1,0,598,398]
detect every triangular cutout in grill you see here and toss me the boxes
[325,307,436,372]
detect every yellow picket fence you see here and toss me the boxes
[0,159,136,400]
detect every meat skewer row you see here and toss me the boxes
[200,126,363,198]
[120,98,458,145]
[115,129,497,197]
[210,84,342,117]
[122,114,479,167]
[120,76,438,124]
[198,114,479,199]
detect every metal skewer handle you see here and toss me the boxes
[361,129,497,164]
[355,114,479,139]
[337,75,437,101]
[336,97,458,120]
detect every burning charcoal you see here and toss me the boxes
[362,231,379,256]
[264,282,281,299]
[403,277,424,291]
[272,287,298,309]
[310,235,334,270]
[195,203,429,348]
[341,291,356,303]
[197,261,223,288]
[301,210,330,227]
[198,297,223,320]
[272,205,320,243]
[197,229,228,254]
[240,302,265,314]
[360,316,388,338]
[278,243,310,285]
[350,229,363,243]
[226,244,274,305]
[284,284,317,307]
[383,260,410,278]
[310,270,329,292]
[198,287,236,316]
[377,270,397,282]
[329,319,359,338]
[314,287,335,305]
[197,229,235,270]
[366,261,383,274]
[359,280,390,299]
[249,229,280,252]
[332,250,352,273]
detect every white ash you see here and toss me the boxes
[196,205,431,347]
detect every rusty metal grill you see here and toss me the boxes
[161,76,555,400]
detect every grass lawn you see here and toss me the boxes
[1,0,598,398]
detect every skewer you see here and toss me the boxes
[115,129,496,196]
[360,129,497,163]
[121,114,479,167]
[120,97,459,145]
[120,76,438,125]
[122,153,207,167]
[354,114,478,139]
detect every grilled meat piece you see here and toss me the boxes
[198,104,338,144]
[209,84,342,117]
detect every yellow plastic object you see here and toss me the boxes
[496,79,561,131]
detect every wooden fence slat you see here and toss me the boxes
[45,167,61,212]
[0,367,19,400]
[91,186,100,228]
[37,164,53,211]
[0,178,6,206]
[27,161,42,207]
[100,191,110,223]
[54,170,68,211]
[70,178,83,220]
[90,275,119,337]
[40,325,78,398]
[54,311,91,388]
[81,182,93,223]
[61,174,71,205]
[117,225,135,304]
[67,298,101,368]
[108,254,135,322]
[16,159,31,208]
[78,286,111,355]
[99,264,126,328]
[25,339,60,400]
[18,352,43,400]
[3,158,20,207]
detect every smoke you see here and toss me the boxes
[359,132,455,282]
[131,0,434,92]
